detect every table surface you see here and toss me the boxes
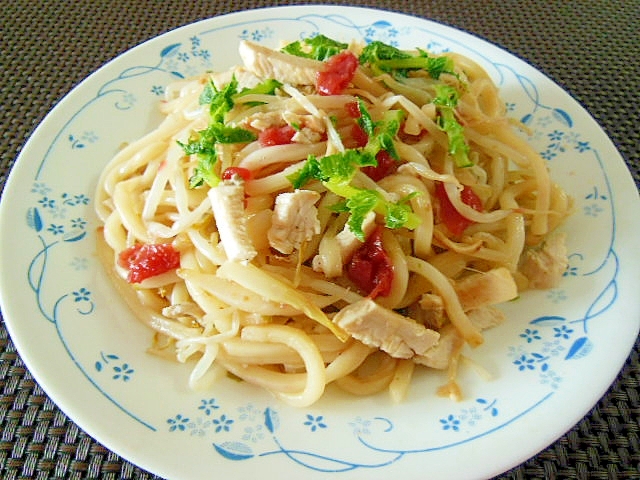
[1,1,639,478]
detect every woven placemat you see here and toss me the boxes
[1,1,639,478]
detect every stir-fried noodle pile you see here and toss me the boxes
[95,37,572,406]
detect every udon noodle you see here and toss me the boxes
[95,37,572,406]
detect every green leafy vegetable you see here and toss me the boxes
[288,150,376,189]
[237,78,283,97]
[355,98,375,136]
[352,100,403,161]
[344,190,380,240]
[235,78,283,106]
[432,84,472,168]
[365,108,403,160]
[288,150,420,240]
[180,75,257,188]
[359,41,455,79]
[200,76,238,123]
[281,34,348,61]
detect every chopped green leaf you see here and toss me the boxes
[205,123,257,144]
[287,156,321,189]
[281,34,348,61]
[180,123,256,188]
[433,84,472,167]
[180,77,258,188]
[359,41,455,79]
[384,192,421,229]
[287,150,420,240]
[318,150,377,183]
[359,41,411,65]
[235,78,283,106]
[198,80,217,106]
[357,106,404,160]
[356,99,375,136]
[201,76,239,123]
[237,78,283,97]
[345,190,380,240]
[289,150,377,189]
[432,84,460,109]
[188,153,218,188]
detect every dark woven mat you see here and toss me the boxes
[1,1,639,478]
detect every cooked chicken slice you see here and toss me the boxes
[520,232,568,289]
[332,298,440,359]
[209,66,263,91]
[335,211,377,258]
[208,178,257,263]
[414,306,505,370]
[454,267,519,311]
[312,212,377,277]
[239,40,324,86]
[414,325,459,370]
[416,292,446,330]
[268,189,321,254]
[466,305,506,330]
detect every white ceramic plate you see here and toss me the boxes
[1,6,639,480]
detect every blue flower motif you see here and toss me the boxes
[458,407,482,426]
[349,416,372,435]
[167,414,190,432]
[542,339,565,356]
[31,183,51,195]
[123,93,136,105]
[519,328,542,343]
[72,287,91,302]
[513,354,536,371]
[151,85,164,96]
[540,369,562,389]
[188,417,212,437]
[112,363,134,381]
[553,325,574,339]
[190,36,201,47]
[583,203,604,217]
[74,194,90,205]
[51,207,67,219]
[304,414,327,432]
[70,257,88,270]
[505,102,516,112]
[575,141,590,152]
[81,131,98,143]
[177,52,189,62]
[540,149,557,160]
[237,403,259,422]
[198,49,211,61]
[213,414,234,433]
[546,289,567,303]
[548,130,564,141]
[242,424,265,443]
[39,197,56,209]
[564,265,578,277]
[439,414,460,432]
[198,398,220,416]
[70,217,87,229]
[47,224,64,235]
